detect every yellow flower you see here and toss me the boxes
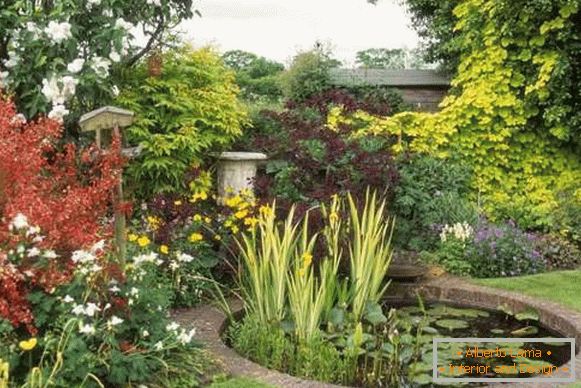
[160,245,169,254]
[204,217,212,224]
[234,209,249,219]
[189,233,203,242]
[230,225,239,234]
[225,195,242,208]
[193,214,202,222]
[213,234,222,241]
[259,205,273,217]
[190,191,208,203]
[224,219,233,228]
[174,200,182,206]
[19,338,37,351]
[244,217,259,227]
[128,233,138,242]
[146,216,161,231]
[302,252,313,267]
[137,236,150,247]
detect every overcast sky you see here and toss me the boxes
[179,0,419,66]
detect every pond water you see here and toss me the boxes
[385,301,571,387]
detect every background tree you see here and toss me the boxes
[280,46,341,103]
[355,47,429,69]
[222,50,285,101]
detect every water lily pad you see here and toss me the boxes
[422,326,439,334]
[435,319,469,330]
[511,326,539,336]
[497,303,514,316]
[515,308,539,322]
[490,328,505,335]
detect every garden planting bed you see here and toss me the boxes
[174,275,581,387]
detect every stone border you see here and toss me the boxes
[173,276,581,387]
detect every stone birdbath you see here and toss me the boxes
[217,152,267,201]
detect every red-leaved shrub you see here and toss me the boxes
[0,95,124,333]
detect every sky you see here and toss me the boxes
[179,0,419,66]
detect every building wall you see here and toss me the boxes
[397,86,449,112]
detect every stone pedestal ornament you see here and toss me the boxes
[217,152,267,201]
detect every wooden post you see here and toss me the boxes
[79,106,135,267]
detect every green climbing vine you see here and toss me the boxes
[329,0,581,233]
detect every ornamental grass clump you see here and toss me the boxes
[346,191,395,321]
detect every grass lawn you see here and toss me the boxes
[475,270,581,312]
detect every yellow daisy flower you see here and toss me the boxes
[19,338,37,351]
[189,233,203,242]
[137,236,150,247]
[160,245,169,254]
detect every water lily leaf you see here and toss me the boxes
[435,319,469,330]
[498,303,514,316]
[511,326,538,336]
[515,308,539,322]
[490,328,505,335]
[422,326,439,334]
[409,361,433,373]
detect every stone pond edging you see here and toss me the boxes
[173,276,581,387]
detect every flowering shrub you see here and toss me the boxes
[0,0,197,122]
[126,184,263,306]
[0,96,123,252]
[0,217,210,387]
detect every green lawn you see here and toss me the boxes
[475,270,581,312]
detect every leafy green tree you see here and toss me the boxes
[117,46,248,198]
[280,48,341,102]
[355,47,428,69]
[222,50,284,101]
[0,0,197,125]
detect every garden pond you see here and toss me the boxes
[227,300,571,387]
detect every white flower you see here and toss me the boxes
[177,253,194,263]
[103,9,113,17]
[133,252,160,266]
[109,49,121,63]
[115,18,134,31]
[142,330,150,338]
[4,52,19,68]
[26,22,39,33]
[72,250,95,264]
[43,250,58,259]
[63,295,74,303]
[90,240,105,254]
[67,58,85,73]
[48,104,69,122]
[44,21,72,44]
[169,261,180,271]
[72,304,85,315]
[79,323,96,335]
[91,56,111,78]
[166,322,180,332]
[0,71,8,88]
[61,76,78,99]
[107,315,124,326]
[111,85,120,97]
[10,113,26,125]
[129,287,139,296]
[87,0,102,9]
[32,235,44,243]
[109,285,121,293]
[154,341,163,350]
[42,77,64,105]
[26,226,40,237]
[104,303,111,311]
[177,328,196,345]
[9,213,29,231]
[84,302,101,317]
[146,0,161,6]
[27,247,41,257]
